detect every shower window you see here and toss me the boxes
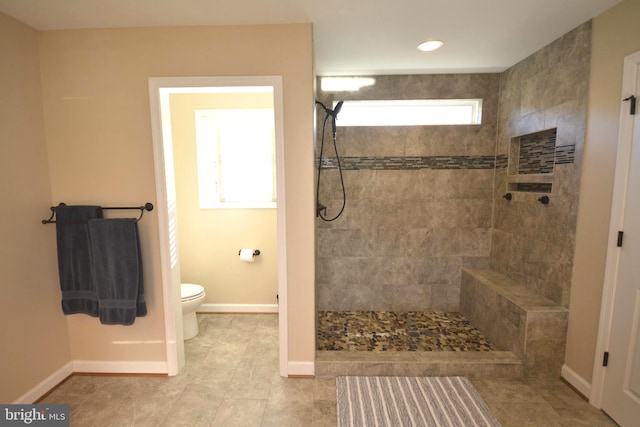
[334,99,482,126]
[195,108,276,209]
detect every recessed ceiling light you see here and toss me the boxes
[417,40,443,52]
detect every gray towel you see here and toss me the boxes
[55,205,103,316]
[88,218,147,325]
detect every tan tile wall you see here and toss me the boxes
[316,22,590,312]
[460,268,569,377]
[316,74,500,311]
[491,22,591,307]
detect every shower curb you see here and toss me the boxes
[315,350,523,378]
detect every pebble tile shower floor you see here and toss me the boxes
[316,311,497,352]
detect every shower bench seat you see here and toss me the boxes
[460,268,568,377]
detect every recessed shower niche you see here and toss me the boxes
[506,128,557,193]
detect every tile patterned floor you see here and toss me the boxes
[317,311,497,351]
[38,313,618,426]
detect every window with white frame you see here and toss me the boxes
[334,99,482,126]
[195,108,276,209]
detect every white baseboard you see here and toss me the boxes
[199,303,279,313]
[72,360,168,375]
[288,361,315,377]
[14,360,169,403]
[561,364,591,399]
[14,361,74,404]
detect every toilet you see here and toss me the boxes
[180,283,206,340]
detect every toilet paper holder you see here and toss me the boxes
[238,249,260,256]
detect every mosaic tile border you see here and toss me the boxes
[554,145,575,165]
[518,133,557,174]
[495,154,508,169]
[510,183,553,193]
[319,155,497,170]
[318,148,573,171]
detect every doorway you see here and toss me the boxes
[591,51,640,425]
[148,76,288,376]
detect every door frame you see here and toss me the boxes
[148,76,289,376]
[591,50,640,407]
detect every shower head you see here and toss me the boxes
[315,99,344,137]
[315,100,343,118]
[330,101,343,136]
[333,100,344,118]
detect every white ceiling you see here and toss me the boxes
[0,0,622,76]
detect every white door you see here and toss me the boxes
[600,59,640,426]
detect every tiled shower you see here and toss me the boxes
[316,73,499,312]
[315,21,590,372]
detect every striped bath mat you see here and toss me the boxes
[336,376,501,427]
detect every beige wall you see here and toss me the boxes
[38,24,315,366]
[567,0,640,383]
[0,13,71,402]
[169,92,278,305]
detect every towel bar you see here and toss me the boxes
[42,202,154,224]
